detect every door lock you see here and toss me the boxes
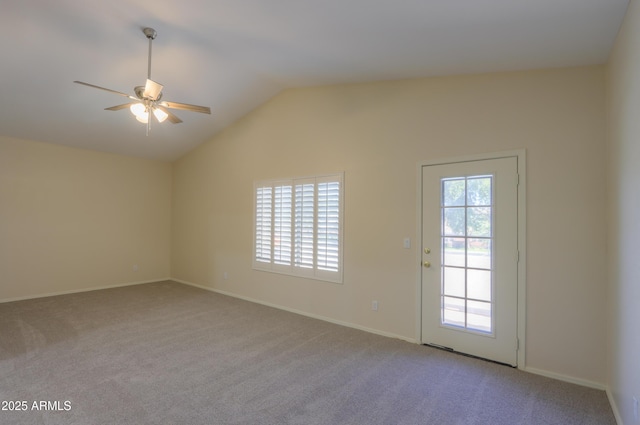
[423,261,431,268]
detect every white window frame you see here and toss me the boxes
[253,173,344,284]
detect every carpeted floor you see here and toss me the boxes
[0,281,616,424]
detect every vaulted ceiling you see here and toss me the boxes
[1,0,629,161]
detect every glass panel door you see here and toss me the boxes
[421,157,519,366]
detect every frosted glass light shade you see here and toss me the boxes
[130,103,148,123]
[153,108,168,123]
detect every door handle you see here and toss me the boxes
[423,261,431,268]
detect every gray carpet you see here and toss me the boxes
[0,281,615,425]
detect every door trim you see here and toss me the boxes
[415,149,526,368]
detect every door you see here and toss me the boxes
[421,157,519,366]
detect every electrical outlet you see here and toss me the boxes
[633,396,638,422]
[133,264,139,272]
[223,272,229,280]
[372,300,378,311]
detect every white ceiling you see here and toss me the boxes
[0,0,629,161]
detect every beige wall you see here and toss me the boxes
[0,136,172,301]
[606,0,640,422]
[172,66,608,385]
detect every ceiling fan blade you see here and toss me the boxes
[143,79,163,100]
[159,100,211,115]
[105,103,134,111]
[74,81,137,100]
[156,105,183,124]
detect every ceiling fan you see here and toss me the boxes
[74,27,211,133]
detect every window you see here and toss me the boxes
[253,174,343,283]
[440,175,494,333]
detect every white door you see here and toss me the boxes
[421,157,519,366]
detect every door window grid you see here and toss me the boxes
[440,175,494,334]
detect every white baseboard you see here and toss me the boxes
[0,278,172,303]
[172,278,417,344]
[606,387,623,425]
[523,366,606,391]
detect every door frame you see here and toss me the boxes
[415,149,527,368]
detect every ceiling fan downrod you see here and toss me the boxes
[143,27,157,80]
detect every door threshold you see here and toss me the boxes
[422,343,516,368]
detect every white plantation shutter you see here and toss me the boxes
[253,174,343,283]
[273,185,292,265]
[255,186,272,263]
[295,182,315,270]
[316,180,340,272]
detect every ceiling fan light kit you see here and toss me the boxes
[130,103,168,123]
[74,27,211,133]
